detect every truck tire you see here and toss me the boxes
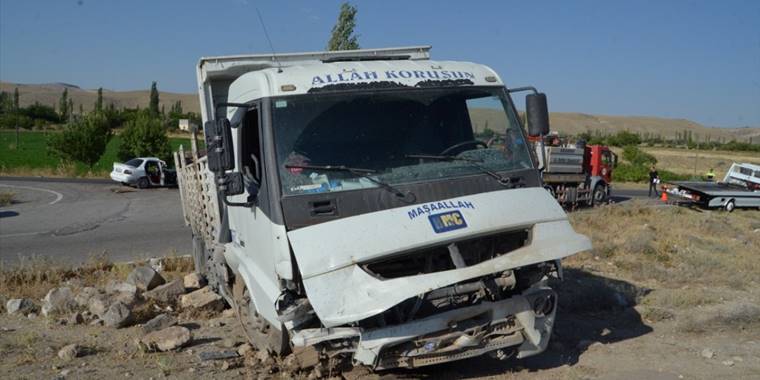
[137,177,150,189]
[233,276,291,355]
[724,200,735,212]
[592,183,608,206]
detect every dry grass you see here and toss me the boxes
[0,162,107,179]
[0,191,15,206]
[640,147,760,178]
[0,253,194,302]
[567,202,760,329]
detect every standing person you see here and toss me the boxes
[649,165,660,197]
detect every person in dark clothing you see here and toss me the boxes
[649,165,660,197]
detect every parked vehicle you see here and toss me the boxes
[175,46,591,370]
[531,133,617,207]
[663,162,760,211]
[110,157,176,188]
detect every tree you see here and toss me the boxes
[327,2,359,51]
[149,81,160,116]
[67,99,74,121]
[48,112,112,167]
[95,87,103,112]
[118,111,171,162]
[13,87,20,111]
[58,88,69,120]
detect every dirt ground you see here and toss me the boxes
[1,202,759,379]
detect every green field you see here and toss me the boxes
[0,130,199,177]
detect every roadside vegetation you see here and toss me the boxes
[573,130,760,183]
[0,82,201,177]
[567,201,760,330]
[0,131,199,177]
[0,253,194,304]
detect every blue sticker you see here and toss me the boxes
[428,210,468,233]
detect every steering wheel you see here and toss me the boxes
[440,140,488,156]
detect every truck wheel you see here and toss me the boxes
[592,184,608,206]
[724,200,735,212]
[232,277,291,355]
[137,177,150,189]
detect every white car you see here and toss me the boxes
[110,157,176,188]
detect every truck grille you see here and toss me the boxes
[361,228,530,279]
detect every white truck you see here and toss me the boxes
[175,46,592,370]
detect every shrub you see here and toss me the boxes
[607,131,641,147]
[612,163,649,182]
[118,112,171,162]
[0,113,33,129]
[48,112,112,167]
[622,145,657,166]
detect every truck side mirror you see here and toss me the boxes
[205,118,235,172]
[526,93,550,137]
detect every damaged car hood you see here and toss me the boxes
[286,187,591,326]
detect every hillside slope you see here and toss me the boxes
[0,82,200,114]
[3,81,758,141]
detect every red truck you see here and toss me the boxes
[534,135,617,207]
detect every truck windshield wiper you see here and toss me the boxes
[405,154,523,188]
[284,164,416,201]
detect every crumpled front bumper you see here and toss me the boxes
[292,287,557,369]
[299,220,588,327]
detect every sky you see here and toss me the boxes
[1,0,758,128]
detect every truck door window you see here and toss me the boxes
[601,151,612,165]
[240,108,262,182]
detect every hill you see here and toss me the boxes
[470,108,759,142]
[3,81,758,141]
[0,81,200,114]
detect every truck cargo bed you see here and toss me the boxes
[669,181,758,197]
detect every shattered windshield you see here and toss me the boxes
[271,87,533,196]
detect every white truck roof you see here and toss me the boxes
[196,46,504,121]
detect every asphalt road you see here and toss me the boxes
[0,177,191,266]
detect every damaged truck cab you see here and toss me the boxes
[177,46,591,369]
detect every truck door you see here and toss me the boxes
[600,149,614,183]
[223,105,284,324]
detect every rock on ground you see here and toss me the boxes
[180,287,224,311]
[42,287,76,317]
[6,298,36,315]
[74,287,100,308]
[141,313,177,334]
[143,280,185,304]
[88,294,110,318]
[103,302,132,328]
[183,272,206,290]
[237,343,253,357]
[126,266,165,291]
[58,344,84,361]
[112,290,138,307]
[68,312,84,325]
[105,281,137,295]
[140,326,191,352]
